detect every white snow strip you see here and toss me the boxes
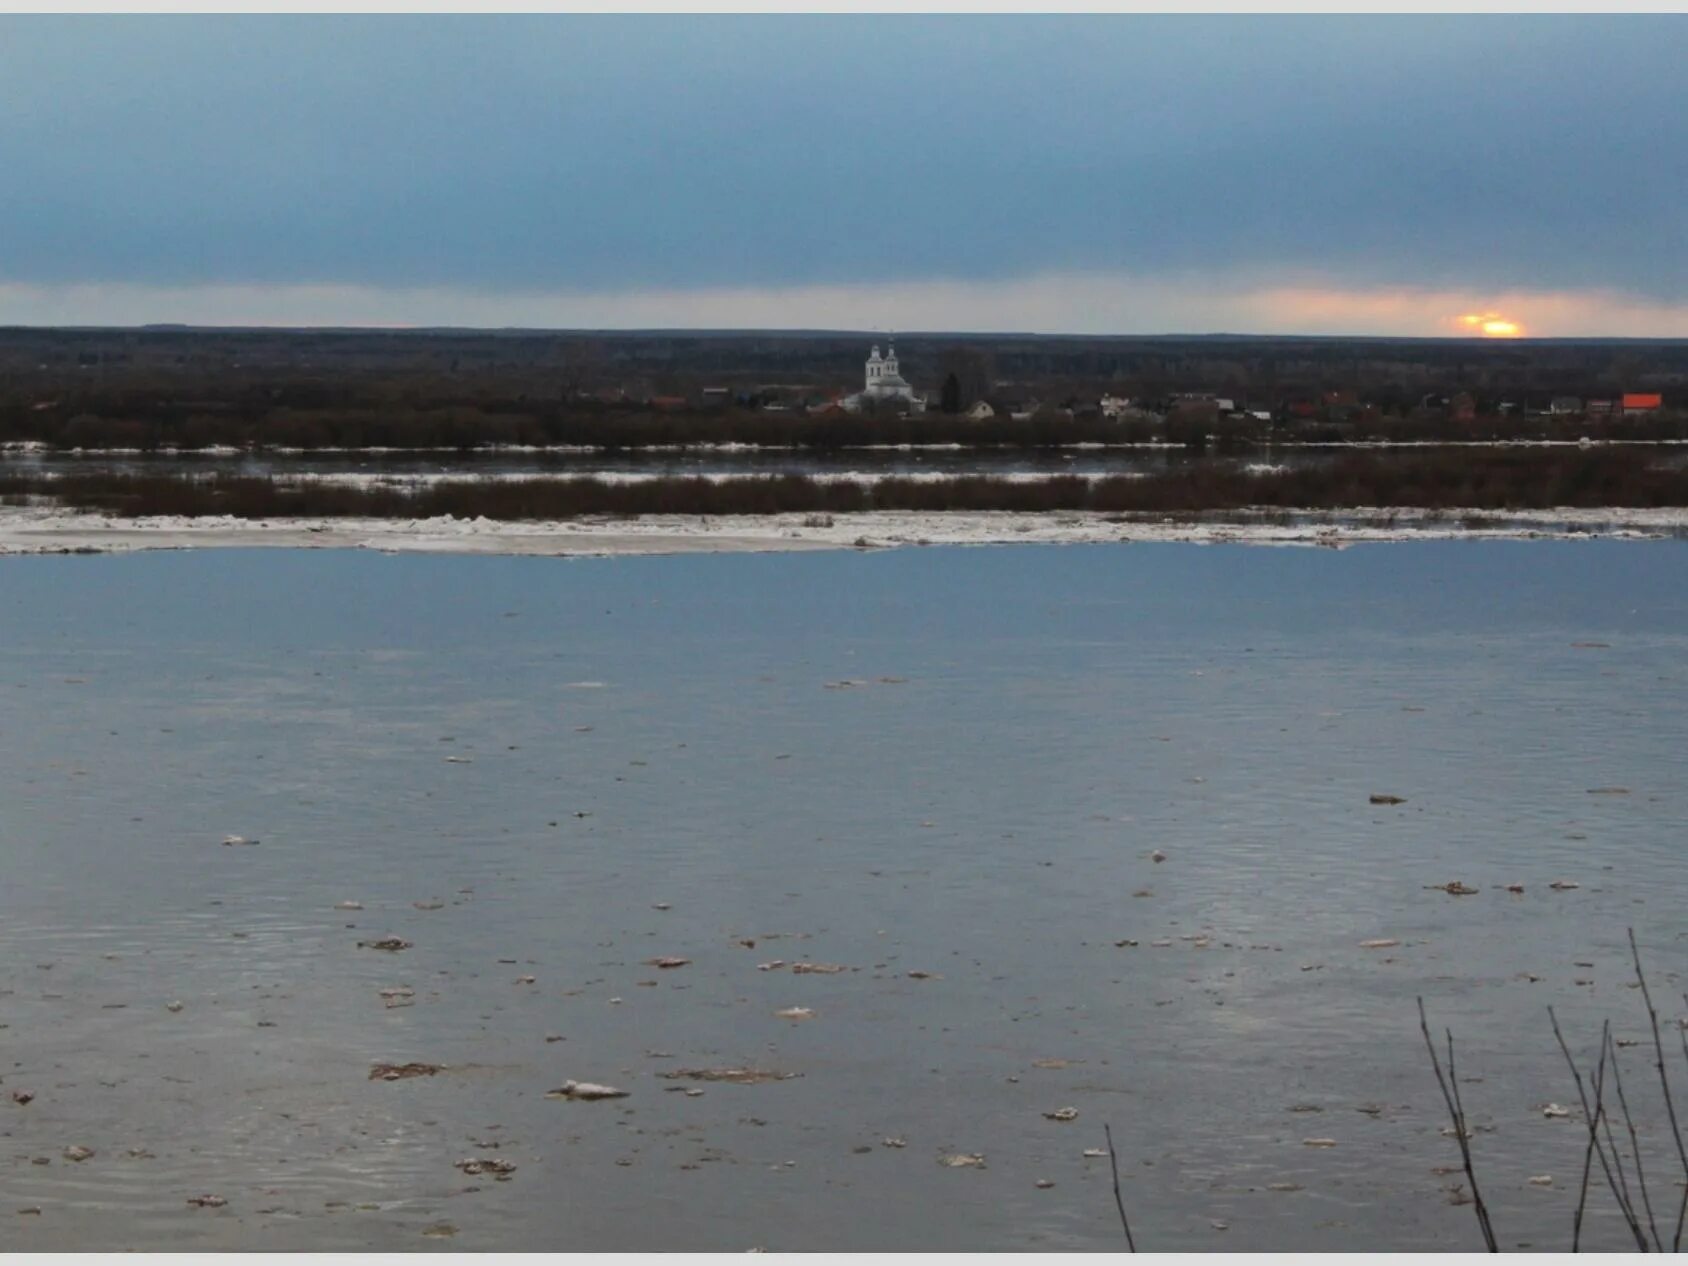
[5,438,1686,459]
[2,505,1683,558]
[260,470,1151,488]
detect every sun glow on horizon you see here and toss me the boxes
[1456,312,1525,338]
[6,277,1688,338]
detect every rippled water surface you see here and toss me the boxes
[2,542,1687,1250]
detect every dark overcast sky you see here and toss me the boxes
[1,15,1684,332]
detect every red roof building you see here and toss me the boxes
[1622,392,1664,414]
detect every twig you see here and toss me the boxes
[1590,1028,1617,1248]
[1419,997,1498,1252]
[1102,1123,1136,1252]
[1573,1064,1599,1254]
[1599,1028,1641,1241]
[1569,1023,1615,1254]
[1629,927,1688,1251]
[1446,1027,1500,1253]
[1606,1025,1665,1250]
[1553,1006,1649,1251]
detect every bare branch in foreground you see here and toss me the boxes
[1102,1123,1137,1252]
[1605,1025,1665,1250]
[1552,1006,1649,1251]
[1570,1028,1608,1254]
[1419,997,1499,1252]
[1628,927,1688,1252]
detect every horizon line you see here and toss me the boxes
[5,322,1688,346]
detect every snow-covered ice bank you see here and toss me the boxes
[2,505,1685,558]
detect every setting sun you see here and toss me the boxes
[1456,312,1525,338]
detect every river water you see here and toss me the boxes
[2,541,1686,1250]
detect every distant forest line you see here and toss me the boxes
[6,449,1686,520]
[0,328,1684,451]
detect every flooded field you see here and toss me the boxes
[2,542,1687,1250]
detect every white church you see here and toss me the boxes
[841,340,926,414]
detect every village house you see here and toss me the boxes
[974,386,1041,420]
[1622,392,1664,415]
[746,384,811,412]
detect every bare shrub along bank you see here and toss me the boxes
[3,450,1686,521]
